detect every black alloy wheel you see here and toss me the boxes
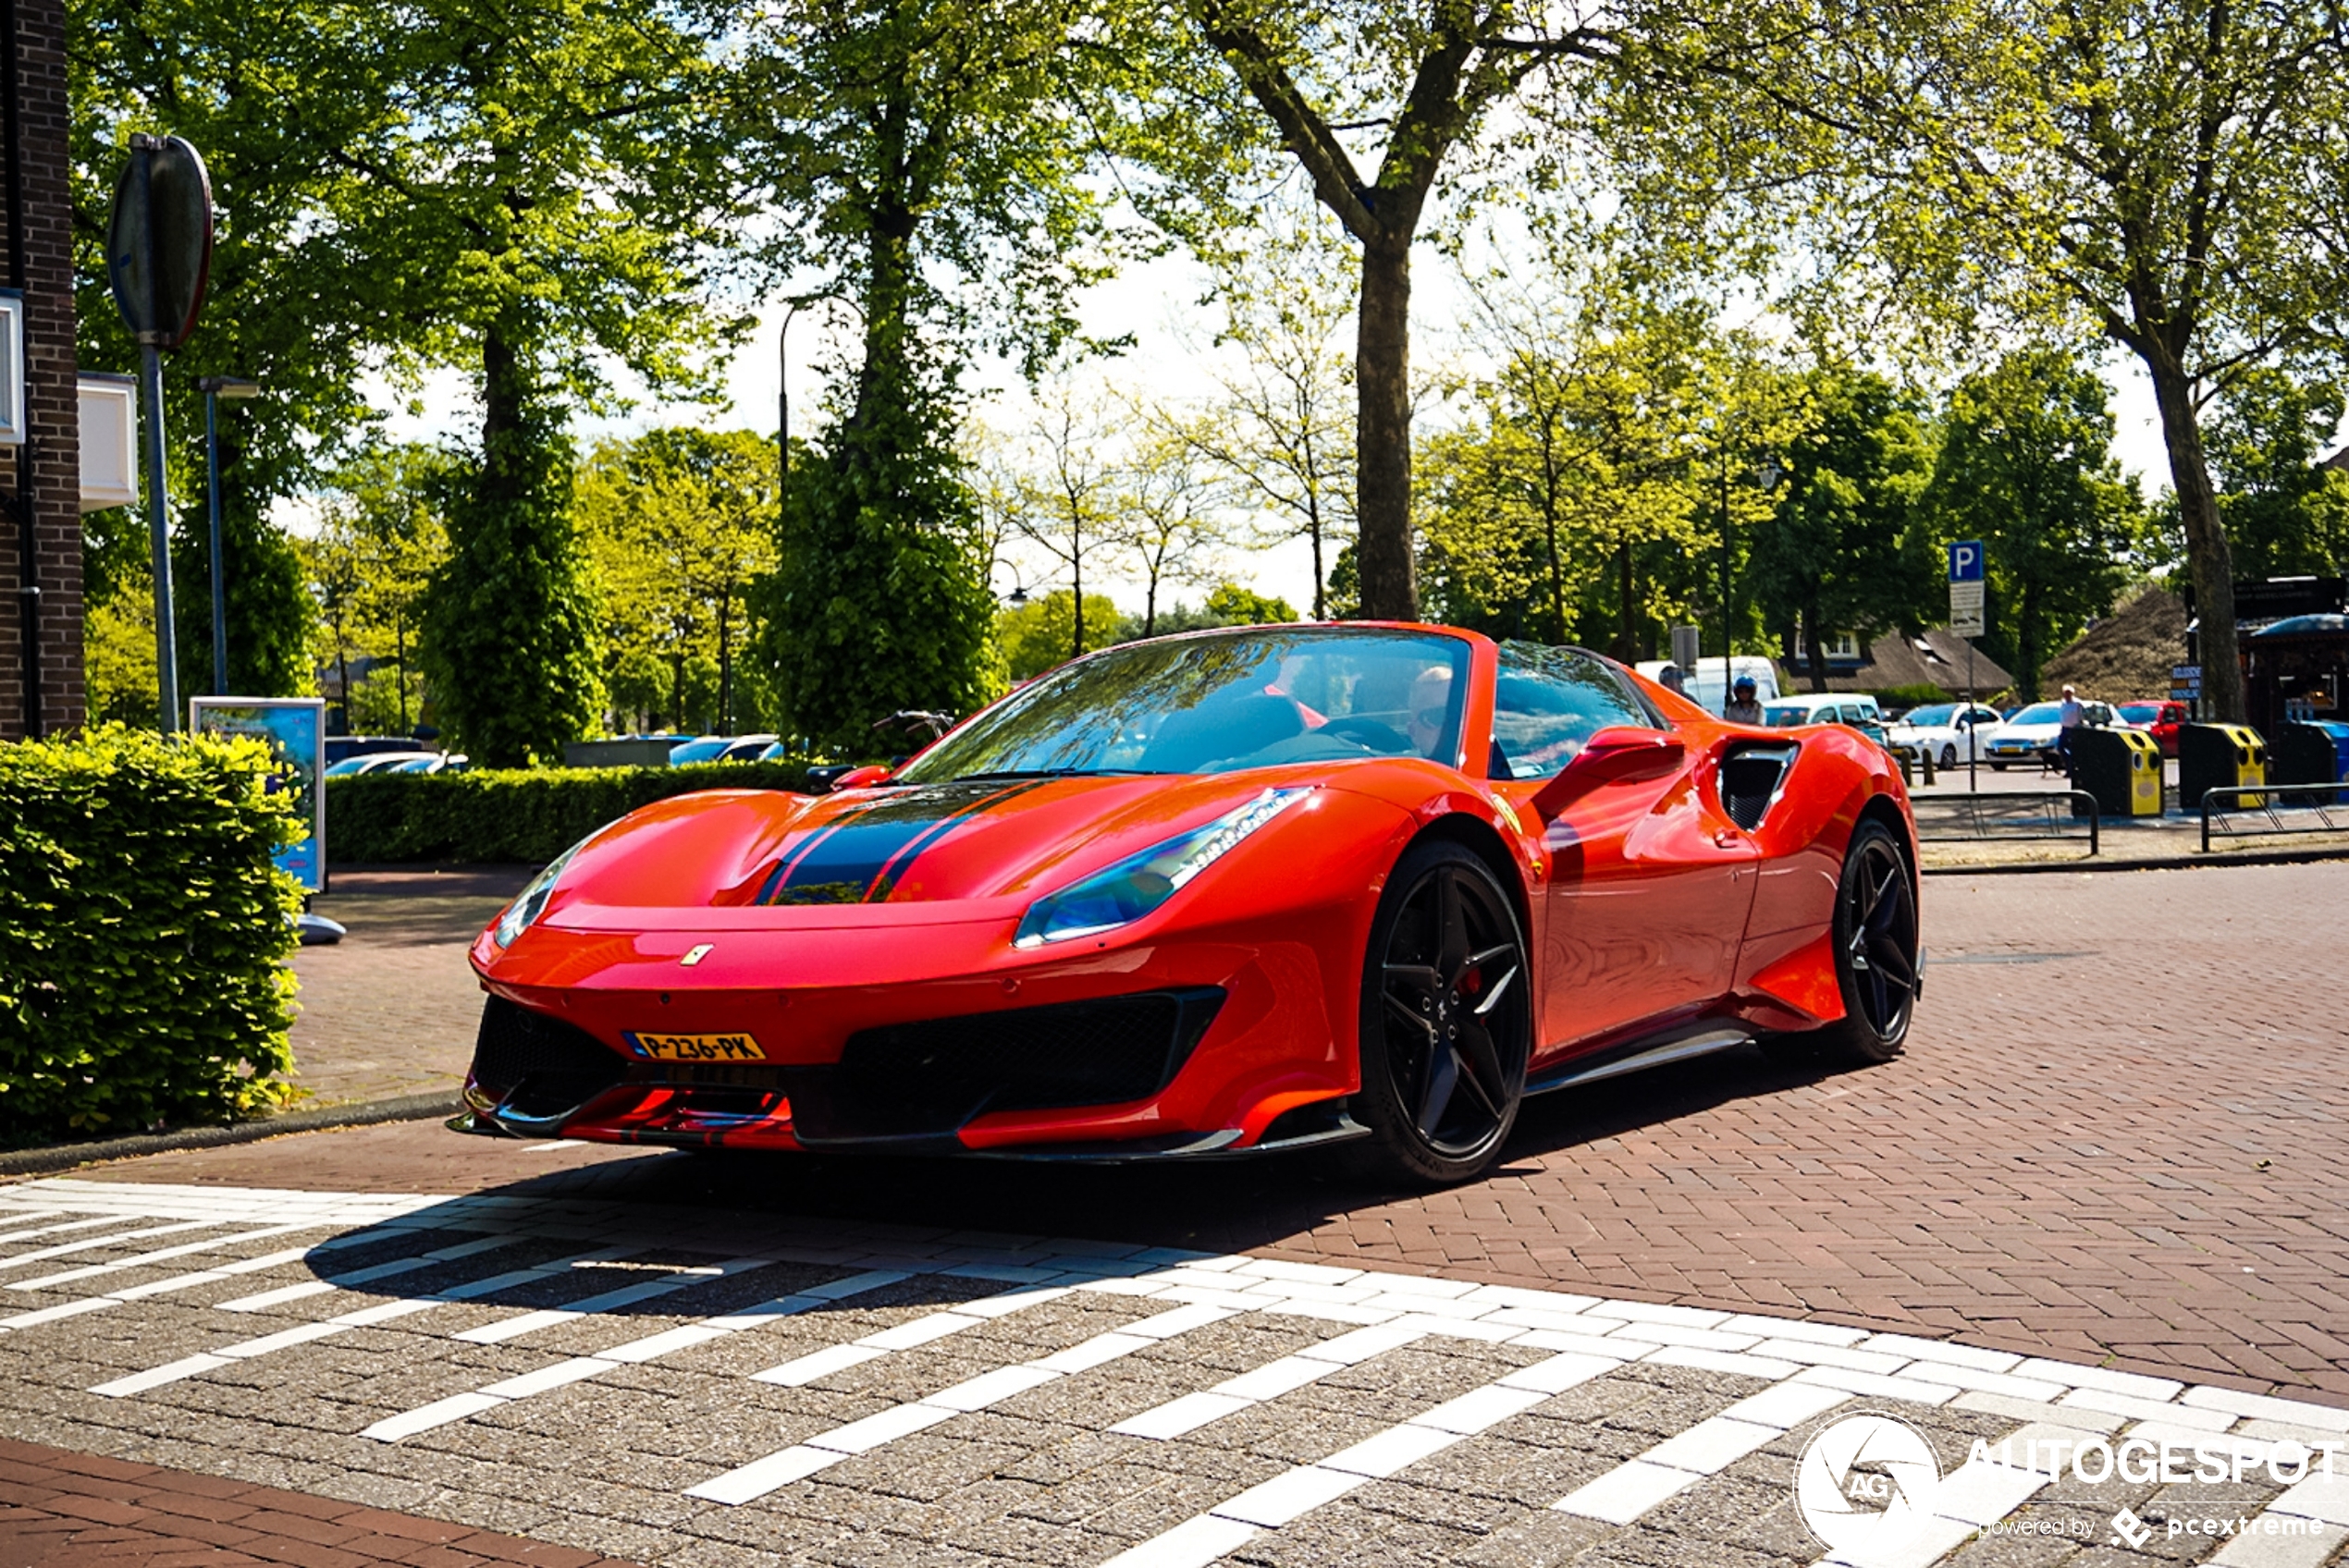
[1773,819,1919,1068]
[1356,841,1531,1183]
[1939,743,1958,768]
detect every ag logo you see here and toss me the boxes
[1793,1413,1943,1555]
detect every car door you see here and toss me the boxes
[1489,647,1760,1058]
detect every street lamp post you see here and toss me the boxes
[196,374,259,695]
[776,293,863,524]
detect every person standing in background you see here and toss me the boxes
[2056,683,2085,779]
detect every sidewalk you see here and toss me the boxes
[0,1437,638,1566]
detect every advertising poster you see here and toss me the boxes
[189,697,327,893]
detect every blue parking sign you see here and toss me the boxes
[1947,540,1985,582]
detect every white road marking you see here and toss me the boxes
[219,1233,520,1312]
[0,1219,239,1272]
[748,1284,1075,1386]
[1095,1350,1617,1568]
[1111,1320,1432,1439]
[11,1223,317,1291]
[12,1179,2349,1568]
[0,1245,320,1334]
[89,1245,637,1397]
[1555,1378,1856,1524]
[360,1268,914,1442]
[689,1299,1239,1504]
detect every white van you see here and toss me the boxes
[1636,655,1783,716]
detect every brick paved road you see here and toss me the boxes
[6,1181,2349,1568]
[80,862,2349,1410]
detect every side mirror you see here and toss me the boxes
[808,763,892,794]
[1531,726,1686,816]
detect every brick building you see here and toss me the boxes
[0,0,80,740]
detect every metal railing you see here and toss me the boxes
[1912,790,2099,855]
[2199,782,2349,851]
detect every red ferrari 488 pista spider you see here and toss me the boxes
[457,624,1921,1182]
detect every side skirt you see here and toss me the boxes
[1524,1025,1755,1097]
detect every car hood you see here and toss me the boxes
[536,771,1336,920]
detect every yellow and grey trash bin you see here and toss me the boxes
[2073,727,2164,817]
[2179,723,2266,811]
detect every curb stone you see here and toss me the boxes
[0,1090,462,1179]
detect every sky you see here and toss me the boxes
[372,232,2190,624]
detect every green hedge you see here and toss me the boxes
[325,760,818,864]
[1,726,301,1145]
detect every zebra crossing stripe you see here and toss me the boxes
[747,1284,1077,1387]
[688,1299,1240,1505]
[0,1219,236,1273]
[1094,1350,1619,1568]
[1555,1378,1854,1524]
[361,1268,914,1442]
[220,1233,522,1312]
[1110,1321,1431,1440]
[89,1245,638,1398]
[11,1224,317,1292]
[0,1245,324,1334]
[0,1215,132,1246]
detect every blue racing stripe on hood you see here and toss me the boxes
[756,779,1045,905]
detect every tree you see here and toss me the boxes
[577,430,780,734]
[1204,583,1297,624]
[1162,211,1356,619]
[304,445,454,734]
[2202,370,2349,582]
[998,590,1123,681]
[1158,3,1613,619]
[736,0,1125,737]
[1747,368,1937,692]
[1925,350,2139,701]
[993,379,1127,663]
[1116,435,1228,638]
[1617,0,2349,720]
[1415,286,1736,657]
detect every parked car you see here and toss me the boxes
[1982,699,2120,769]
[1635,655,1782,716]
[1884,702,2006,767]
[456,625,1920,1184]
[2117,699,2187,757]
[325,752,426,777]
[717,734,780,763]
[324,735,432,766]
[1760,693,1891,751]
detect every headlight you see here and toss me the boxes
[493,837,591,948]
[1014,788,1313,949]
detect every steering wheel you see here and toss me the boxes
[1315,716,1413,753]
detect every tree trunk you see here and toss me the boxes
[395,617,409,732]
[2019,580,2042,703]
[717,583,732,732]
[1615,534,1637,660]
[2144,355,2244,722]
[1355,235,1415,619]
[1306,494,1325,621]
[1804,601,1827,692]
[1071,548,1085,661]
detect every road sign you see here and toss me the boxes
[1949,578,1985,637]
[2171,664,2201,680]
[1947,540,1985,583]
[107,135,213,349]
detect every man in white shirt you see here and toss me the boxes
[2057,684,2085,778]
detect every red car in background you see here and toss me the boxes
[456,624,1922,1184]
[2119,699,2188,756]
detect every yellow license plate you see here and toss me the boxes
[628,1031,767,1062]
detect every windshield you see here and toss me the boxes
[1763,704,1816,728]
[2119,704,2160,723]
[898,628,1474,782]
[2011,703,2062,725]
[1900,704,1957,727]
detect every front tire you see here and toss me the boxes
[1939,744,1957,768]
[1812,821,1919,1065]
[1353,841,1531,1185]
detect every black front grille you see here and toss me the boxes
[788,987,1226,1144]
[470,996,630,1120]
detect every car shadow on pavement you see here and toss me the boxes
[367,1043,1854,1266]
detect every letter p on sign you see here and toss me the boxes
[1948,541,1985,582]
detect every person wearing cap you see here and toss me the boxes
[2056,683,2085,778]
[1725,676,1765,725]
